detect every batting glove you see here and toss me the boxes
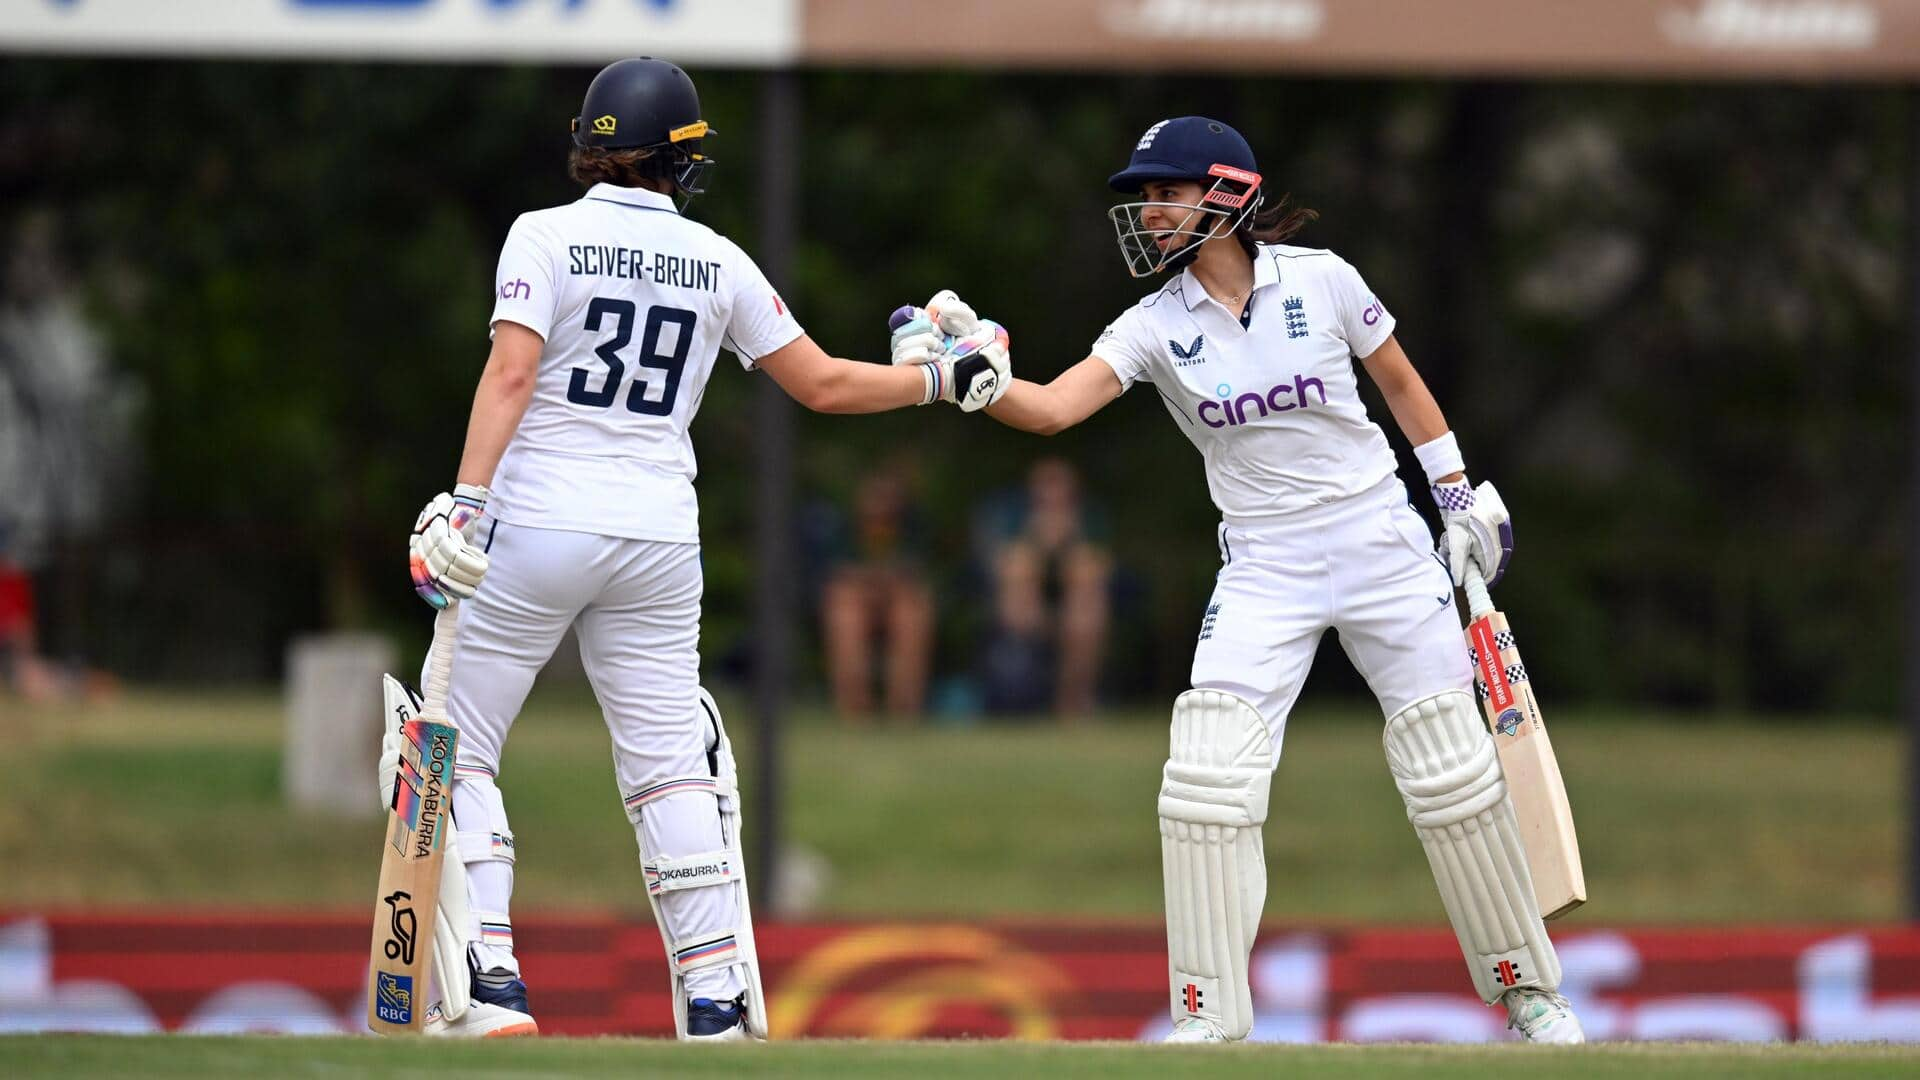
[409,482,491,608]
[1433,478,1513,588]
[942,319,1012,412]
[888,289,981,366]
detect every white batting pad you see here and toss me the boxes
[623,688,768,1041]
[1385,690,1561,1003]
[1158,689,1275,1040]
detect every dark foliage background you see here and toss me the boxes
[0,60,1907,713]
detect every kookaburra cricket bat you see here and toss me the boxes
[1462,566,1586,920]
[367,605,460,1034]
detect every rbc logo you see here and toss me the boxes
[1197,374,1328,428]
[375,972,414,1026]
[498,278,531,300]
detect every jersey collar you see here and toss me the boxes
[1178,246,1281,311]
[584,183,680,214]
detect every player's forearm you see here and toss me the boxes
[802,357,929,414]
[455,357,538,487]
[985,378,1072,435]
[1363,337,1463,482]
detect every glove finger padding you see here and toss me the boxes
[889,310,946,367]
[410,489,491,607]
[1439,480,1513,588]
[925,289,979,337]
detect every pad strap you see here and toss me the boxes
[669,931,744,975]
[623,774,730,823]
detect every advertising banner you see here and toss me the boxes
[0,0,797,64]
[5,1,1918,77]
[803,0,1920,78]
[3,914,1918,1041]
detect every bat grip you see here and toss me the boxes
[423,604,458,717]
[1462,564,1495,620]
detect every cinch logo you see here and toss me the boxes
[498,278,530,300]
[1197,374,1328,428]
[1361,298,1385,326]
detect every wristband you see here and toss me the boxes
[1413,432,1466,484]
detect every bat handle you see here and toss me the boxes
[1462,563,1495,620]
[423,604,458,717]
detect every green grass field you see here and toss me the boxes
[0,687,1902,921]
[7,1036,1920,1078]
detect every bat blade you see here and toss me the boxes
[1468,610,1587,920]
[367,715,458,1033]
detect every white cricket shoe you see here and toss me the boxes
[1163,1017,1231,1043]
[424,1000,539,1038]
[1502,987,1585,1044]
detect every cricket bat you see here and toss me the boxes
[367,604,460,1034]
[1461,565,1587,920]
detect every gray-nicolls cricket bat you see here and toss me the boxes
[1463,565,1587,920]
[367,605,460,1033]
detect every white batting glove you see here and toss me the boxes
[1432,478,1513,587]
[409,482,491,609]
[888,289,982,366]
[935,319,1012,413]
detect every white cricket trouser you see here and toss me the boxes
[1192,475,1474,757]
[443,520,742,1000]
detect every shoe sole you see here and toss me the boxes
[482,1021,540,1038]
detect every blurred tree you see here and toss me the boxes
[0,61,1903,713]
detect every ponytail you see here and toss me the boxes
[1237,191,1319,249]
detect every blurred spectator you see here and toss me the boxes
[817,464,936,721]
[977,457,1112,720]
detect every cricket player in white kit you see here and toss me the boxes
[395,58,1009,1040]
[923,117,1584,1044]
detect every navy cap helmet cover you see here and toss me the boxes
[1107,117,1265,278]
[571,57,716,197]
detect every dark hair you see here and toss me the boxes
[567,145,676,192]
[1237,191,1319,248]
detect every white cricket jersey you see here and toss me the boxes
[1090,244,1399,523]
[486,183,802,543]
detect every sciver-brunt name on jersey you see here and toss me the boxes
[566,245,723,290]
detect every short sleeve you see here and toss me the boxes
[720,241,805,371]
[1088,305,1158,391]
[489,214,560,341]
[1327,255,1395,359]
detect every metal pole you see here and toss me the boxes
[751,68,798,905]
[1908,85,1920,920]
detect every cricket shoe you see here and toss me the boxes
[424,971,538,1038]
[1502,987,1585,1044]
[684,995,751,1042]
[1162,1016,1231,1043]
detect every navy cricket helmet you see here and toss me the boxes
[572,57,716,195]
[1107,117,1264,278]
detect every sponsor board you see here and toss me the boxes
[2,914,1918,1040]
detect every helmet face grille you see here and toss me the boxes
[1107,175,1264,279]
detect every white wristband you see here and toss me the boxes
[918,363,941,405]
[1413,432,1466,484]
